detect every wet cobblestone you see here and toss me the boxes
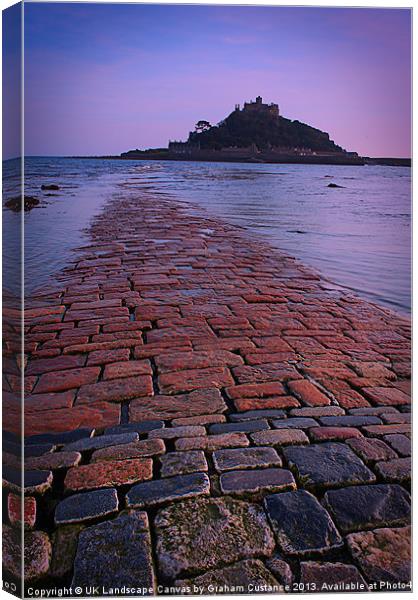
[4,192,411,593]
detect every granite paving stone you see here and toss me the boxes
[3,525,51,581]
[208,420,270,435]
[64,431,139,452]
[265,557,294,587]
[17,182,411,591]
[76,376,153,404]
[104,420,165,435]
[272,417,318,429]
[71,511,155,590]
[283,443,376,490]
[176,559,280,593]
[347,437,398,463]
[158,366,234,394]
[24,443,56,457]
[318,415,382,427]
[92,438,165,462]
[25,428,94,446]
[299,562,367,590]
[213,447,282,472]
[8,494,37,528]
[148,425,206,440]
[126,472,210,507]
[219,468,296,496]
[50,525,84,579]
[55,488,119,524]
[3,467,53,495]
[287,380,331,407]
[380,412,411,424]
[154,497,275,578]
[264,490,343,556]
[175,432,250,451]
[348,407,397,416]
[289,406,345,417]
[347,526,411,584]
[25,451,82,471]
[309,426,363,442]
[228,409,286,421]
[251,429,309,446]
[160,450,208,477]
[233,395,300,411]
[130,388,227,421]
[383,434,411,456]
[375,457,411,484]
[323,484,411,533]
[171,414,226,426]
[64,458,153,491]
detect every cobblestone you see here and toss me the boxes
[14,190,410,591]
[346,437,398,463]
[130,388,226,421]
[251,429,309,446]
[375,457,411,483]
[264,490,342,556]
[126,472,210,507]
[176,559,280,592]
[64,458,153,491]
[160,451,208,477]
[219,468,296,496]
[55,488,119,524]
[299,562,367,589]
[71,511,155,590]
[155,497,275,578]
[383,433,411,456]
[346,526,411,584]
[283,443,376,490]
[175,432,250,451]
[323,484,411,532]
[213,447,282,472]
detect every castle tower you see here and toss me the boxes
[256,96,262,105]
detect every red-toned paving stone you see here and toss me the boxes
[64,458,153,491]
[13,191,410,590]
[103,360,152,380]
[76,376,153,404]
[158,366,234,394]
[34,367,100,394]
[287,380,331,407]
[8,494,37,528]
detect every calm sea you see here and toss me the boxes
[2,157,411,314]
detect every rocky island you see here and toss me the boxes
[120,96,409,166]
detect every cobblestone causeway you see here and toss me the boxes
[2,192,411,594]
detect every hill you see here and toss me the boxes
[188,101,345,154]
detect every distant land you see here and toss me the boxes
[88,96,412,166]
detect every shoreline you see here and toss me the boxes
[3,187,411,593]
[72,154,412,168]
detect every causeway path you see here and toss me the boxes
[3,191,411,593]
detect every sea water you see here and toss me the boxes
[2,157,411,314]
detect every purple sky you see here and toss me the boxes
[22,3,411,158]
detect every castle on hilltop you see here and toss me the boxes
[236,96,279,118]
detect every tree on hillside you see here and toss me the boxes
[195,120,211,133]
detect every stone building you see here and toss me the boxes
[241,96,279,118]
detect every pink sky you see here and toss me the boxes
[22,4,411,158]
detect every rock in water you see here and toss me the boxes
[5,196,40,212]
[71,511,155,592]
[41,184,60,190]
[155,497,275,579]
[327,183,344,188]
